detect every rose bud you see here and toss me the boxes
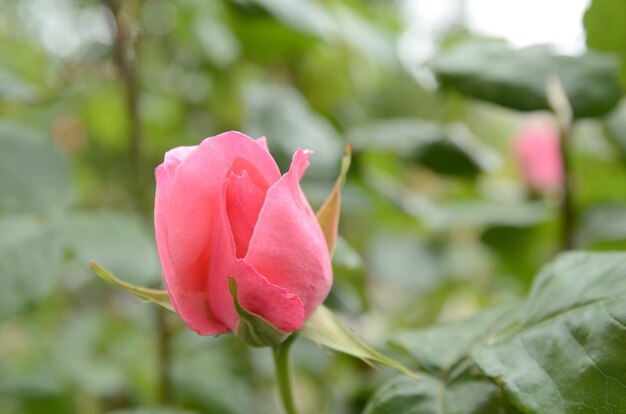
[154,132,332,345]
[513,122,564,194]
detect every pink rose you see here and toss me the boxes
[154,131,332,336]
[513,123,563,193]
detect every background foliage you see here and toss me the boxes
[1,0,626,413]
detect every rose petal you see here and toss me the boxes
[226,170,266,258]
[244,149,332,319]
[256,136,269,152]
[207,175,305,332]
[155,131,281,335]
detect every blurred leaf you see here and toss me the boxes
[367,234,440,305]
[473,252,626,414]
[108,409,198,414]
[299,305,416,378]
[421,201,550,232]
[90,262,174,313]
[0,122,73,213]
[0,215,63,320]
[332,4,396,66]
[62,211,161,286]
[248,0,337,39]
[0,69,36,102]
[350,119,500,178]
[429,40,623,118]
[577,203,626,247]
[605,100,626,159]
[584,0,626,86]
[363,305,523,414]
[242,84,343,178]
[316,143,351,254]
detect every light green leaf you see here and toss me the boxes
[242,84,343,178]
[0,122,73,213]
[299,305,415,378]
[228,278,290,347]
[90,262,174,313]
[429,40,622,119]
[472,252,626,414]
[584,0,626,87]
[62,211,161,286]
[577,203,626,247]
[0,215,64,320]
[316,144,351,255]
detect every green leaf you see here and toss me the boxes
[349,119,500,178]
[363,374,523,414]
[227,278,290,347]
[472,252,626,414]
[584,0,626,87]
[0,122,73,213]
[62,212,161,286]
[429,40,623,119]
[247,0,336,39]
[0,215,64,320]
[90,262,174,313]
[363,305,523,414]
[391,304,521,374]
[242,84,343,178]
[316,144,351,254]
[299,305,415,378]
[577,204,626,247]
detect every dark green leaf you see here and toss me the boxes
[350,119,500,178]
[429,40,622,119]
[391,304,520,375]
[473,252,626,414]
[363,374,522,414]
[363,305,523,414]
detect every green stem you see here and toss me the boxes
[272,335,299,414]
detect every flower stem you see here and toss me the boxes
[272,335,299,414]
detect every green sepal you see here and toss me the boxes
[300,305,416,378]
[228,278,291,347]
[316,143,352,255]
[90,261,175,312]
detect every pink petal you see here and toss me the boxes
[244,149,332,320]
[207,175,305,332]
[256,136,269,152]
[226,170,266,258]
[155,131,281,335]
[233,261,305,332]
[514,125,563,192]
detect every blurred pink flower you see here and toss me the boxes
[513,123,563,193]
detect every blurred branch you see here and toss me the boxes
[102,0,145,204]
[102,0,173,407]
[546,75,575,251]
